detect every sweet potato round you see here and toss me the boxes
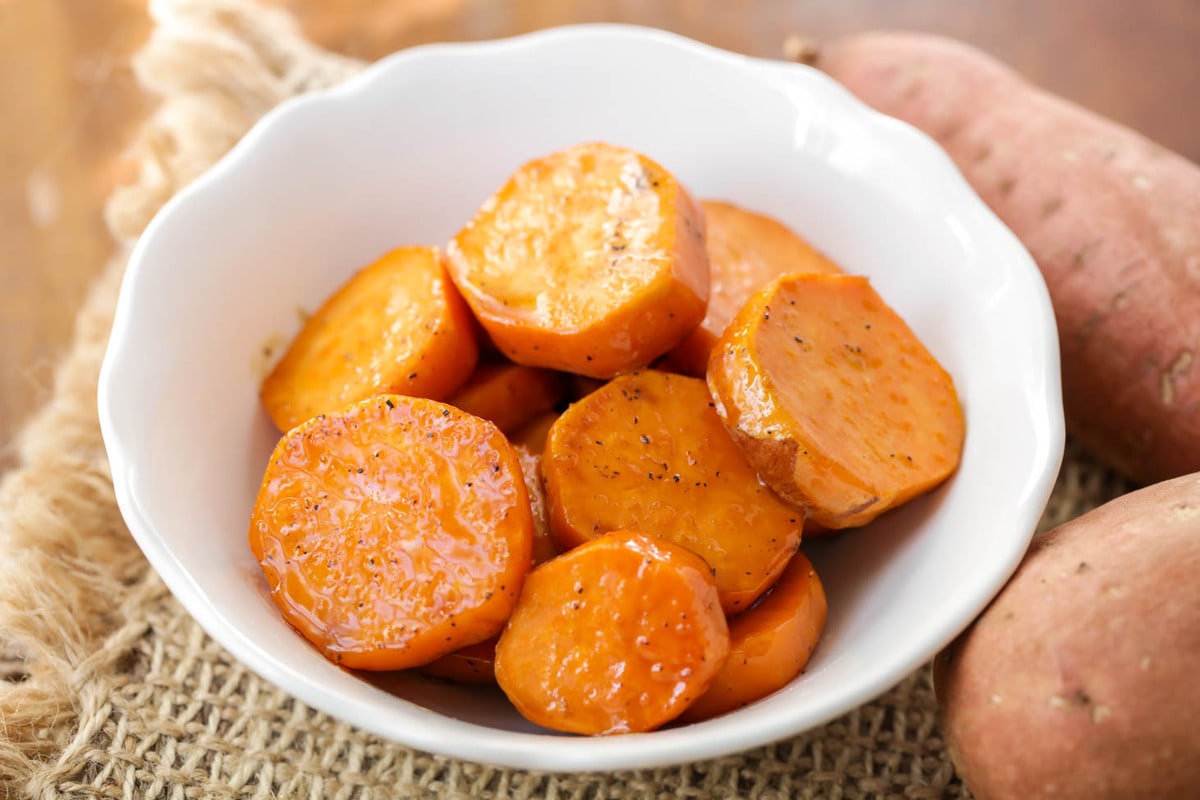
[494,529,729,735]
[248,395,534,671]
[707,272,963,529]
[934,472,1200,800]
[445,142,709,378]
[260,246,478,433]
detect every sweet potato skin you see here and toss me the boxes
[933,472,1200,800]
[815,31,1200,486]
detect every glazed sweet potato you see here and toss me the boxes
[445,142,709,378]
[514,444,559,568]
[508,410,559,453]
[420,439,557,685]
[664,200,842,377]
[494,529,729,734]
[677,551,827,723]
[707,273,964,529]
[543,369,804,613]
[248,395,533,671]
[934,472,1200,800]
[447,361,568,434]
[418,638,498,685]
[812,31,1200,486]
[261,246,478,433]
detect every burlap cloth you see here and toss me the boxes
[0,1,1134,797]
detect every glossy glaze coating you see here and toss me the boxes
[248,395,534,670]
[494,530,729,734]
[677,551,827,723]
[446,142,709,378]
[708,272,964,528]
[420,444,557,686]
[543,369,803,613]
[261,246,478,432]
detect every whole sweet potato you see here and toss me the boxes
[933,473,1200,799]
[813,31,1200,486]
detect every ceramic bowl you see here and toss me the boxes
[98,24,1064,771]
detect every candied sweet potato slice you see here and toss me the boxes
[447,361,568,434]
[445,142,709,378]
[261,246,478,432]
[419,637,499,685]
[677,551,827,723]
[494,530,729,734]
[543,370,803,614]
[665,200,843,376]
[420,440,558,686]
[515,444,560,568]
[248,395,533,671]
[708,272,964,529]
[509,410,559,453]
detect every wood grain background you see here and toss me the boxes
[2,0,1198,473]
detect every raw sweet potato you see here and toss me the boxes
[248,395,533,670]
[812,31,1200,486]
[707,273,964,529]
[494,529,729,734]
[664,200,842,377]
[445,142,709,378]
[933,472,1200,800]
[261,246,478,433]
[543,369,804,613]
[677,550,827,723]
[447,361,568,434]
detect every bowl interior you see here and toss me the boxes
[99,25,1063,771]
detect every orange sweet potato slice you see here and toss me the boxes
[420,439,558,686]
[419,638,499,685]
[515,444,560,568]
[261,246,478,432]
[509,410,559,453]
[494,529,729,734]
[248,395,533,671]
[447,361,568,434]
[708,272,965,529]
[676,551,827,723]
[445,142,709,378]
[542,369,804,614]
[665,200,843,376]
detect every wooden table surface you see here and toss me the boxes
[2,0,1198,474]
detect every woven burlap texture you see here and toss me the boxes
[0,1,1132,797]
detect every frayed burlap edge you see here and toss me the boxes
[0,0,358,794]
[0,1,1129,797]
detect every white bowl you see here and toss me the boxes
[98,24,1063,771]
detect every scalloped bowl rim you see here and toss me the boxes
[98,23,1064,771]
